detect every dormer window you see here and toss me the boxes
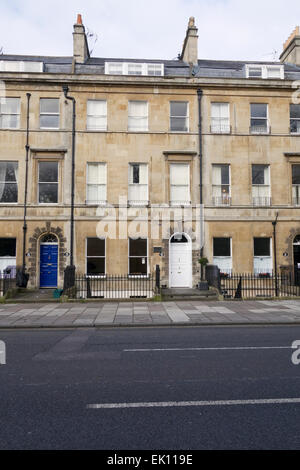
[105,62,164,76]
[246,64,284,79]
[0,61,43,73]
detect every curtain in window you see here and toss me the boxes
[87,164,106,203]
[87,101,107,131]
[128,102,148,131]
[170,164,190,203]
[211,103,229,132]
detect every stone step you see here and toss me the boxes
[161,288,219,301]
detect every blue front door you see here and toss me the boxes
[40,244,58,288]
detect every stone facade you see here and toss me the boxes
[0,16,300,289]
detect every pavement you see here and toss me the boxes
[1,299,300,328]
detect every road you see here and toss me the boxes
[0,326,300,450]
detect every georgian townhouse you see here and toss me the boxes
[0,15,300,292]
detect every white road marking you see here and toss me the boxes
[87,398,300,410]
[124,346,292,352]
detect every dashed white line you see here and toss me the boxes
[123,346,292,352]
[87,398,300,410]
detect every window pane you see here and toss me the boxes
[170,185,190,202]
[1,162,18,182]
[129,258,147,275]
[291,104,300,119]
[132,164,139,184]
[129,238,147,257]
[87,258,105,275]
[249,67,262,77]
[170,164,189,185]
[170,102,188,117]
[128,117,148,131]
[0,98,20,114]
[1,115,19,129]
[39,183,58,203]
[40,99,59,114]
[251,104,267,118]
[170,117,188,132]
[293,166,300,185]
[87,238,105,257]
[87,116,107,131]
[0,183,18,203]
[213,238,231,257]
[0,239,16,257]
[129,101,147,117]
[39,162,58,183]
[40,115,59,128]
[87,100,106,116]
[252,165,267,185]
[254,238,270,257]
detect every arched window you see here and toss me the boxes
[170,233,189,244]
[294,235,300,245]
[40,234,58,244]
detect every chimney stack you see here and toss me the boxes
[180,17,198,66]
[73,14,90,64]
[280,26,300,66]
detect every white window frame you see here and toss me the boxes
[253,238,273,275]
[40,98,60,130]
[246,64,284,80]
[86,237,106,278]
[128,101,148,132]
[0,61,43,73]
[38,161,59,205]
[211,102,230,134]
[86,100,107,131]
[105,62,164,76]
[170,101,189,133]
[0,97,20,129]
[213,238,232,275]
[252,164,271,206]
[250,103,270,134]
[212,164,231,206]
[170,163,191,206]
[86,163,107,205]
[290,104,300,135]
[128,238,149,277]
[292,165,300,206]
[128,163,149,206]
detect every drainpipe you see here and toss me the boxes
[197,89,204,279]
[272,212,279,297]
[62,85,76,268]
[21,93,31,281]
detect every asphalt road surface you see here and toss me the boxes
[0,326,300,450]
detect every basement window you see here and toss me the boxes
[0,238,16,273]
[213,238,232,275]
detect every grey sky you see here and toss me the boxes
[0,0,299,61]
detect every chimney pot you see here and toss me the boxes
[77,14,83,25]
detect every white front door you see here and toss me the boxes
[170,234,192,288]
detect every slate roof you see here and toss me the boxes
[1,54,300,79]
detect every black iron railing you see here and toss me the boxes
[0,270,17,297]
[220,272,300,299]
[65,273,157,300]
